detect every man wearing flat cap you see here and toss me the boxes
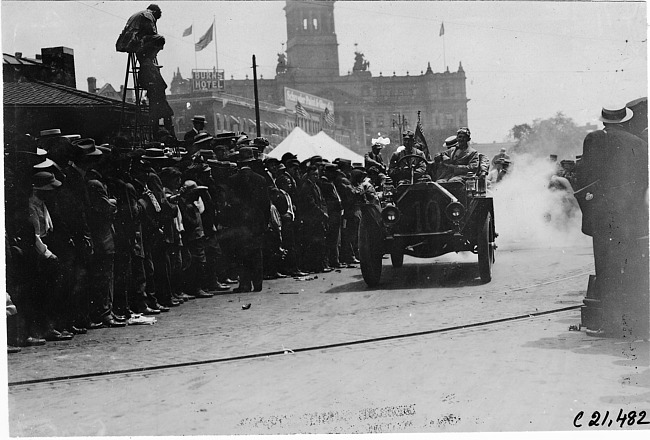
[388,130,427,182]
[576,103,648,339]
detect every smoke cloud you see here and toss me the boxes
[490,152,591,250]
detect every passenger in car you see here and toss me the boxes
[434,127,486,183]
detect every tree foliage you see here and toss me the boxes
[510,112,585,159]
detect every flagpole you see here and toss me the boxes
[213,16,219,72]
[193,21,197,70]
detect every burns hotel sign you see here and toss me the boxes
[192,69,225,92]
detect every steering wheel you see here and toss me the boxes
[396,154,428,184]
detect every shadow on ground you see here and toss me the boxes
[326,259,486,293]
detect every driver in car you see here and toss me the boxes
[434,127,487,183]
[388,130,428,183]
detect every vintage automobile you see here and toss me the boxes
[359,154,497,286]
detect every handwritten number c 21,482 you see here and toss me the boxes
[573,409,649,428]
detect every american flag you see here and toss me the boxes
[415,120,432,161]
[295,101,309,118]
[323,107,335,126]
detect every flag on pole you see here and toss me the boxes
[295,101,309,118]
[439,22,445,37]
[415,120,431,161]
[195,24,214,51]
[182,24,192,37]
[323,107,335,126]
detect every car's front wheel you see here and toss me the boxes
[359,213,383,286]
[477,212,494,283]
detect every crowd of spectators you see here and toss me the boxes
[5,123,379,351]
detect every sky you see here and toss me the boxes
[1,0,647,143]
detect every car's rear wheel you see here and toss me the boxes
[359,215,383,286]
[477,212,494,283]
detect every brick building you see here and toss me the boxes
[169,0,468,155]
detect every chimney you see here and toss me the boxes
[40,47,76,88]
[87,77,97,93]
[14,52,22,59]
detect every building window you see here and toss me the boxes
[303,18,308,30]
[313,18,318,30]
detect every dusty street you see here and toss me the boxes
[7,242,650,435]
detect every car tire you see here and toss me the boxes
[478,212,494,283]
[390,252,404,268]
[359,214,383,287]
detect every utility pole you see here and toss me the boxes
[252,54,261,137]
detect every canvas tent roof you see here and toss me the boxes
[268,127,364,163]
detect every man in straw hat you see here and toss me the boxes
[184,115,207,146]
[576,102,648,339]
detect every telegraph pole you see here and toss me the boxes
[252,54,261,137]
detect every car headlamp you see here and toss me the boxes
[445,202,465,221]
[382,205,400,225]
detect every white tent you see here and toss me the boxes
[267,127,364,163]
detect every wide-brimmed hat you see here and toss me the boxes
[207,159,236,169]
[38,128,62,138]
[182,180,208,193]
[236,135,251,146]
[33,157,55,169]
[444,135,458,148]
[336,158,352,168]
[251,137,269,148]
[197,149,216,161]
[193,131,213,146]
[599,105,633,124]
[192,115,207,124]
[264,157,281,166]
[72,138,103,156]
[402,130,415,139]
[32,171,62,190]
[281,152,297,163]
[285,158,301,168]
[141,148,169,160]
[213,131,237,146]
[238,146,256,162]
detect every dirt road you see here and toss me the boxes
[7,243,650,435]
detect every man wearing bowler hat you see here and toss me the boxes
[576,103,649,339]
